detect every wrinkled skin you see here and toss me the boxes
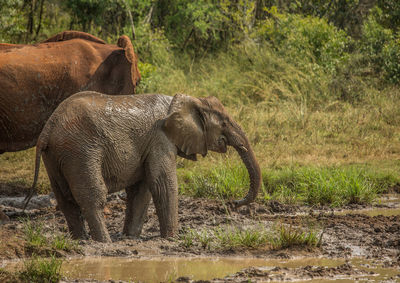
[0,30,140,153]
[29,91,261,242]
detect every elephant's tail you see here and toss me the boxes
[23,136,48,211]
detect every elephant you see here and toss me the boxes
[25,91,261,242]
[0,30,141,153]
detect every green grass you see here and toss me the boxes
[22,219,79,253]
[271,224,320,250]
[179,161,400,207]
[178,223,320,251]
[214,226,270,249]
[18,255,63,283]
[23,219,47,249]
[1,41,400,209]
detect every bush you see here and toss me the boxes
[257,10,350,73]
[382,38,400,84]
[359,12,400,84]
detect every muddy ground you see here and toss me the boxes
[0,183,399,282]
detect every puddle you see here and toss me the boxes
[56,257,400,282]
[334,194,400,217]
[60,257,268,282]
[336,207,400,217]
[2,256,399,282]
[378,194,400,204]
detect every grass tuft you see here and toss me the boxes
[271,224,320,249]
[22,218,79,253]
[23,219,47,249]
[178,223,321,251]
[18,255,63,283]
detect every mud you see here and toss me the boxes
[0,189,399,282]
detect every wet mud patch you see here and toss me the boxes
[0,193,399,282]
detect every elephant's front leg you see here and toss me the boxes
[123,181,152,238]
[146,152,179,238]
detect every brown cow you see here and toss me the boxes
[0,31,141,153]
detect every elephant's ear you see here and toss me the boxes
[117,35,141,92]
[117,35,135,63]
[163,94,207,157]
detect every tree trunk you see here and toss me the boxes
[34,0,45,41]
[123,0,135,40]
[25,0,34,42]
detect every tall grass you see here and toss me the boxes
[179,162,399,207]
[1,38,400,208]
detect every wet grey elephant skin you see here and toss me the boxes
[27,91,261,242]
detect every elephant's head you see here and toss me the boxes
[163,94,261,207]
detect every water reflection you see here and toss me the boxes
[61,257,399,282]
[62,257,269,282]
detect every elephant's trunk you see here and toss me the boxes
[227,122,262,207]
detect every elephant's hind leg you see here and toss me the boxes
[68,178,111,242]
[44,158,86,239]
[52,182,86,239]
[74,187,111,243]
[123,181,152,238]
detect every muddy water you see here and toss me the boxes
[336,194,400,217]
[60,257,400,282]
[336,206,400,217]
[61,257,267,282]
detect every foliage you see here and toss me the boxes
[179,162,398,207]
[18,255,63,283]
[263,166,381,207]
[257,10,350,73]
[179,161,251,200]
[0,0,27,42]
[178,225,271,250]
[271,223,319,249]
[178,223,320,251]
[23,218,79,253]
[376,0,400,31]
[359,12,400,84]
[23,219,47,249]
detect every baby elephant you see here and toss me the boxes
[26,91,261,242]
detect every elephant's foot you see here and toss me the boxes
[121,233,141,240]
[90,232,111,243]
[83,208,112,242]
[160,226,178,239]
[69,227,88,240]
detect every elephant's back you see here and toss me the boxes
[46,91,172,146]
[60,91,172,122]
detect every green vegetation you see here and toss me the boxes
[23,219,79,254]
[271,224,320,249]
[179,162,399,207]
[18,255,63,283]
[0,255,64,283]
[179,223,320,251]
[1,1,400,208]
